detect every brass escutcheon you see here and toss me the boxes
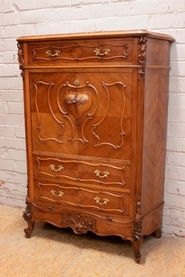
[74,79,80,86]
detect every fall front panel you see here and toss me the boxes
[29,70,132,160]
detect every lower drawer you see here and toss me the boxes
[34,181,130,216]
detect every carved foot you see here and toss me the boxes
[133,240,142,264]
[154,228,162,238]
[23,203,35,238]
[134,252,141,264]
[24,228,30,238]
[24,221,35,238]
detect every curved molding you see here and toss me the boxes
[92,81,126,149]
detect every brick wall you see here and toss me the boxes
[0,0,185,238]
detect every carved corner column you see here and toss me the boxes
[133,194,143,263]
[138,36,147,81]
[17,42,25,79]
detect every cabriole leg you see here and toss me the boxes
[23,220,35,238]
[23,203,35,238]
[133,238,142,263]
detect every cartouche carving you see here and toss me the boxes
[62,213,96,234]
[65,91,89,129]
[138,36,147,79]
[34,80,95,143]
[58,80,98,143]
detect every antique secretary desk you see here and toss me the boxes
[17,30,174,263]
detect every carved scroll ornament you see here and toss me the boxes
[62,213,96,235]
[23,202,34,238]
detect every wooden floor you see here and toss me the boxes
[0,204,185,277]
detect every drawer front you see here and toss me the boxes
[34,181,130,216]
[33,155,130,189]
[27,38,134,66]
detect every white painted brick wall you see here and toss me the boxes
[0,0,185,238]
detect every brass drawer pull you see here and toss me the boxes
[93,48,110,56]
[45,49,60,57]
[50,189,64,197]
[94,169,109,178]
[94,196,109,205]
[49,164,64,172]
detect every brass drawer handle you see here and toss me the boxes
[94,196,109,205]
[93,48,110,56]
[45,49,60,57]
[49,164,64,172]
[94,169,109,178]
[50,189,64,197]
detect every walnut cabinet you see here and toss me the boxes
[17,30,174,263]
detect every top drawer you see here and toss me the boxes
[26,38,134,66]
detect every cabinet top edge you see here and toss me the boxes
[17,29,174,43]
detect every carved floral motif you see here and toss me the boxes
[62,212,96,234]
[23,202,32,222]
[17,42,24,78]
[59,81,97,142]
[65,92,90,128]
[138,36,147,79]
[134,194,142,241]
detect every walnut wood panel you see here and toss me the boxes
[145,38,171,66]
[141,68,170,236]
[17,30,174,263]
